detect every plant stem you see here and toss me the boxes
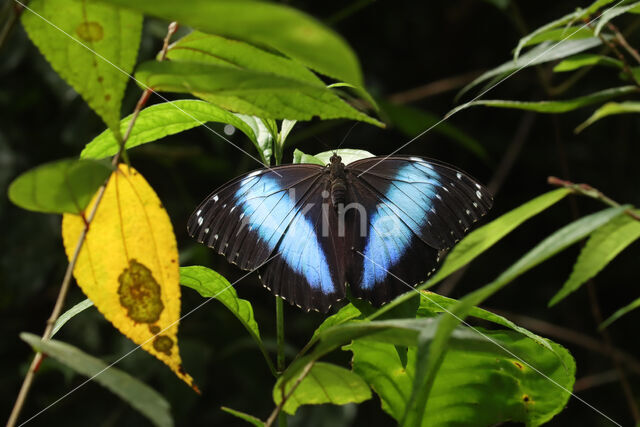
[609,23,640,65]
[547,176,640,222]
[0,0,25,52]
[265,361,315,427]
[6,22,178,427]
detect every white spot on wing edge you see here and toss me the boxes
[212,195,219,202]
[476,190,482,199]
[475,183,482,189]
[456,172,462,180]
[196,209,201,216]
[230,206,236,213]
[204,227,210,234]
[197,217,203,226]
[247,170,261,178]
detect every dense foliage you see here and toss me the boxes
[2,0,640,426]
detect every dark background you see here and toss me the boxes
[2,0,639,425]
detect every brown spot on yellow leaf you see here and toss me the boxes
[76,21,104,42]
[118,259,164,323]
[149,325,160,334]
[153,335,174,355]
[104,94,111,101]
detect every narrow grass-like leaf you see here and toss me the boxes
[594,2,640,35]
[21,333,173,427]
[453,86,638,115]
[22,0,141,136]
[550,213,640,306]
[522,26,594,48]
[553,54,622,72]
[575,101,640,133]
[407,206,626,426]
[273,362,371,415]
[52,299,95,338]
[180,266,261,341]
[8,158,112,214]
[220,407,264,426]
[134,61,381,126]
[600,297,640,330]
[81,101,258,160]
[381,101,488,161]
[351,330,574,427]
[460,39,603,98]
[370,189,571,319]
[96,0,363,85]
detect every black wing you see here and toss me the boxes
[344,156,492,305]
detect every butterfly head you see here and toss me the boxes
[329,153,342,165]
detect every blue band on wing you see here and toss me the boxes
[236,174,333,293]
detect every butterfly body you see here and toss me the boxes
[188,155,492,312]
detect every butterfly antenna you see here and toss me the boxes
[336,122,359,151]
[313,135,331,151]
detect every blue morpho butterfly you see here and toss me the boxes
[187,154,492,312]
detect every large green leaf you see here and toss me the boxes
[134,61,381,126]
[180,266,261,341]
[407,206,626,426]
[575,101,640,133]
[166,31,323,86]
[21,333,172,427]
[22,0,142,136]
[549,213,640,306]
[371,189,571,319]
[600,296,640,330]
[81,100,259,160]
[521,26,594,49]
[273,362,371,415]
[553,53,623,72]
[460,38,603,98]
[350,331,574,427]
[452,86,638,115]
[95,0,363,85]
[8,158,112,214]
[381,101,488,161]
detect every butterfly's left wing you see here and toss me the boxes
[344,156,492,305]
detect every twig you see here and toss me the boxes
[6,21,179,427]
[547,176,640,222]
[265,361,316,427]
[587,19,640,86]
[387,71,482,104]
[574,370,620,392]
[609,23,640,65]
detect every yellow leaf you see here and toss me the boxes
[62,164,196,390]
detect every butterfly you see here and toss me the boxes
[187,154,492,312]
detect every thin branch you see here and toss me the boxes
[265,361,316,427]
[6,21,179,427]
[387,71,482,104]
[609,23,640,65]
[547,176,640,222]
[587,19,640,86]
[0,1,25,52]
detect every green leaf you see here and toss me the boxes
[134,61,382,126]
[371,189,571,319]
[220,407,264,426]
[292,149,325,166]
[274,362,371,415]
[549,213,640,306]
[8,158,112,214]
[575,101,640,133]
[460,39,603,98]
[96,0,363,86]
[315,149,374,165]
[416,291,555,353]
[21,333,173,427]
[380,101,488,161]
[594,1,640,35]
[522,26,594,48]
[452,86,638,115]
[166,31,323,86]
[232,115,274,165]
[311,304,364,342]
[350,331,574,427]
[553,53,623,72]
[81,100,258,160]
[22,0,142,136]
[600,296,640,330]
[180,266,261,341]
[408,206,626,424]
[52,299,95,338]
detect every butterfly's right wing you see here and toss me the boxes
[187,164,324,271]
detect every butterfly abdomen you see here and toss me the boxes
[329,154,348,208]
